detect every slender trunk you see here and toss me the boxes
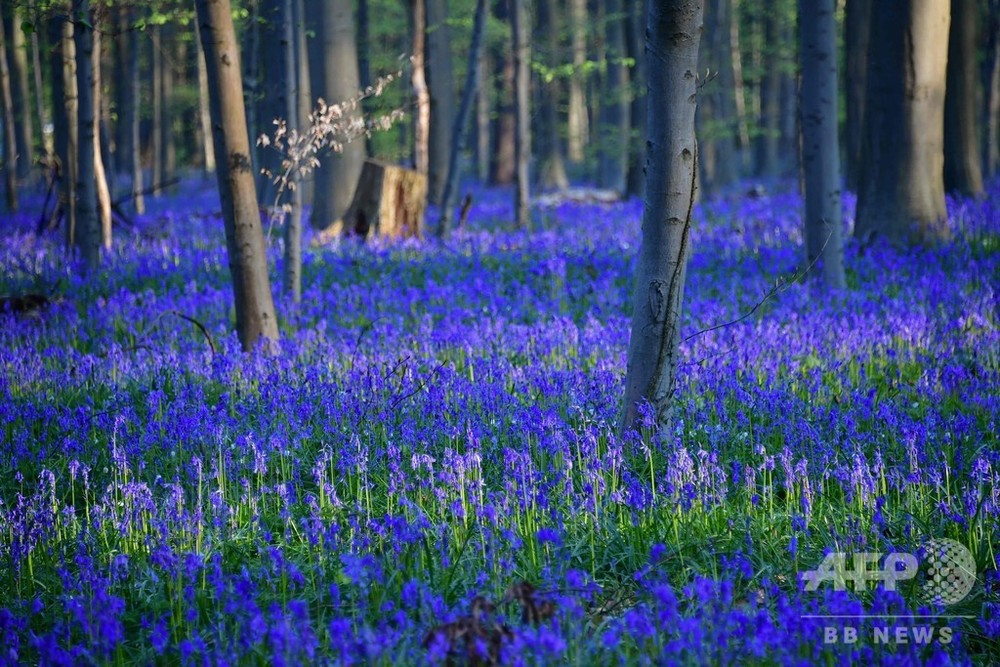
[599,0,629,191]
[28,0,47,158]
[282,0,302,303]
[856,0,950,245]
[755,8,781,178]
[426,0,454,204]
[489,0,515,184]
[61,17,78,248]
[74,0,99,270]
[410,0,430,174]
[244,0,262,190]
[985,0,1000,179]
[438,0,488,236]
[621,0,703,435]
[357,0,373,155]
[511,0,531,228]
[0,15,17,211]
[294,0,312,205]
[151,26,163,195]
[729,0,749,164]
[475,48,490,181]
[844,0,871,192]
[567,0,589,163]
[195,0,280,350]
[536,0,568,190]
[258,0,283,204]
[943,0,984,197]
[625,0,647,198]
[128,15,143,214]
[92,24,111,249]
[6,7,34,180]
[159,24,176,195]
[195,18,216,175]
[799,0,845,289]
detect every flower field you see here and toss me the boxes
[1,182,998,665]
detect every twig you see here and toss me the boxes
[168,310,217,355]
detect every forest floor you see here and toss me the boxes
[1,179,998,664]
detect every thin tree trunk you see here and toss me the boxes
[410,0,430,174]
[625,0,647,198]
[985,0,1000,179]
[844,0,871,191]
[426,0,454,204]
[799,0,845,289]
[195,0,280,350]
[282,0,302,302]
[259,0,283,204]
[535,0,569,190]
[438,0,487,236]
[151,26,163,195]
[0,14,17,211]
[475,48,490,181]
[128,13,144,214]
[621,0,702,435]
[6,7,34,180]
[729,0,749,165]
[28,0,47,158]
[567,0,589,163]
[357,0,373,156]
[489,0,515,184]
[92,24,112,249]
[160,24,176,195]
[755,8,781,178]
[856,0,950,245]
[511,0,531,228]
[944,0,984,197]
[74,0,99,270]
[62,17,78,248]
[294,0,312,205]
[195,17,216,175]
[599,0,629,191]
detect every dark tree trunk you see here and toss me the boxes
[259,0,284,205]
[0,14,17,211]
[625,0,648,198]
[73,0,99,270]
[489,0,515,184]
[985,0,1000,179]
[621,0,703,435]
[282,0,303,303]
[844,0,871,192]
[799,0,845,289]
[4,6,33,181]
[511,0,531,228]
[755,7,781,179]
[943,0,984,197]
[159,24,176,195]
[27,0,46,161]
[474,47,490,181]
[357,0,373,155]
[535,0,569,191]
[151,26,163,195]
[599,0,630,192]
[195,0,280,351]
[195,15,216,175]
[127,12,144,214]
[426,0,455,204]
[567,0,588,163]
[856,0,950,245]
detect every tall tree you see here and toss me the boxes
[844,0,871,191]
[567,0,589,163]
[426,0,455,204]
[310,0,365,229]
[282,0,303,302]
[194,0,280,350]
[798,0,845,289]
[126,9,144,214]
[5,6,34,181]
[943,0,984,198]
[621,0,702,434]
[73,0,100,270]
[53,14,78,245]
[984,0,1000,180]
[410,0,429,174]
[754,6,782,179]
[625,0,648,198]
[194,14,216,175]
[698,0,739,194]
[535,0,568,190]
[91,20,112,249]
[489,0,515,184]
[511,0,530,228]
[599,0,630,191]
[0,13,17,211]
[855,1,951,245]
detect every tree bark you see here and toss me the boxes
[410,0,430,174]
[151,26,163,195]
[5,7,33,181]
[567,0,589,163]
[855,0,950,245]
[159,23,176,195]
[92,23,112,249]
[475,47,490,181]
[511,0,531,229]
[754,7,781,178]
[799,0,845,290]
[599,0,630,192]
[258,0,284,204]
[195,0,280,351]
[27,0,47,159]
[426,0,454,204]
[310,0,365,229]
[535,0,569,191]
[985,0,1000,179]
[698,0,739,194]
[51,16,78,241]
[282,0,302,303]
[194,16,216,175]
[489,0,515,184]
[621,0,702,435]
[625,0,648,198]
[943,0,984,198]
[0,14,17,211]
[73,0,99,270]
[844,0,871,191]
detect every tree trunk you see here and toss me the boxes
[844,0,871,191]
[535,0,569,191]
[73,0,99,270]
[357,0,373,156]
[755,7,781,178]
[511,0,531,229]
[310,0,365,229]
[625,0,647,198]
[195,0,280,351]
[699,0,739,195]
[52,16,78,241]
[475,48,490,181]
[331,160,427,240]
[410,0,430,174]
[943,0,984,198]
[799,0,845,290]
[621,0,702,435]
[599,0,630,192]
[439,0,488,236]
[127,13,144,215]
[258,0,284,204]
[293,0,312,206]
[426,0,454,204]
[985,0,1000,179]
[0,14,17,211]
[92,24,112,249]
[27,0,47,159]
[5,7,33,181]
[855,1,950,245]
[567,0,589,163]
[151,26,163,195]
[282,0,302,303]
[194,16,216,175]
[159,24,176,195]
[489,0,515,184]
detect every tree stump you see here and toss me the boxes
[333,159,427,241]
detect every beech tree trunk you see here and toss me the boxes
[194,17,216,175]
[755,7,781,179]
[159,24,177,195]
[625,0,648,198]
[599,0,630,192]
[195,0,280,351]
[73,0,100,270]
[844,0,871,191]
[489,0,515,184]
[5,7,33,181]
[799,0,845,290]
[475,48,490,181]
[536,0,569,191]
[151,26,163,195]
[567,0,589,163]
[410,0,430,174]
[127,12,144,214]
[27,0,46,159]
[943,0,984,198]
[855,1,950,245]
[92,25,112,249]
[511,0,531,229]
[621,0,703,435]
[331,160,427,240]
[426,0,454,204]
[984,0,1000,179]
[0,14,17,212]
[310,0,365,229]
[282,0,302,302]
